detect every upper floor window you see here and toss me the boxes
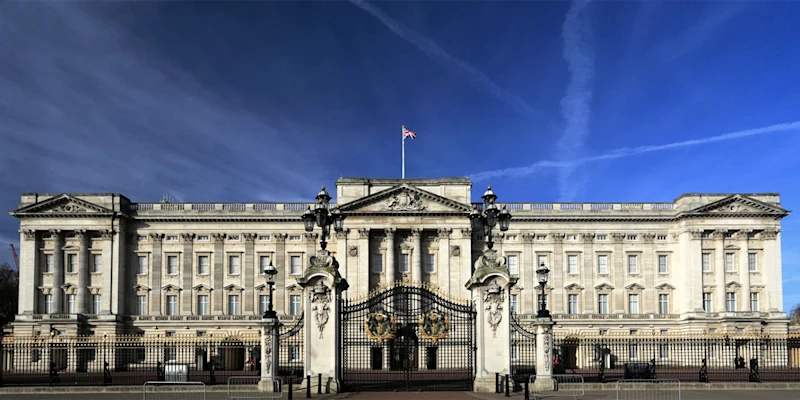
[567,294,578,315]
[166,236,178,242]
[702,253,711,272]
[289,235,301,241]
[567,255,578,274]
[166,295,178,315]
[289,295,301,315]
[228,235,240,241]
[197,295,209,316]
[372,254,383,274]
[725,253,735,272]
[137,235,147,242]
[290,255,302,275]
[197,255,210,275]
[628,294,640,314]
[628,255,638,274]
[750,293,759,311]
[566,235,577,241]
[703,293,713,312]
[536,235,547,241]
[425,254,436,273]
[399,254,410,274]
[658,294,670,314]
[197,235,209,241]
[748,253,757,272]
[67,294,76,314]
[507,255,518,275]
[92,254,102,273]
[137,295,147,316]
[657,235,667,241]
[259,255,271,274]
[43,294,53,314]
[537,255,548,269]
[166,255,178,275]
[627,235,638,241]
[138,256,148,275]
[258,235,271,241]
[510,294,518,314]
[658,255,668,274]
[597,255,608,274]
[228,255,241,275]
[91,294,101,314]
[597,294,609,314]
[596,235,607,241]
[228,295,240,315]
[726,292,737,312]
[67,254,77,273]
[43,254,53,273]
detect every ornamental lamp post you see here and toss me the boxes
[536,262,551,318]
[469,186,511,249]
[262,260,278,319]
[302,186,345,250]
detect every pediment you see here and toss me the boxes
[223,284,243,292]
[162,284,181,292]
[726,281,742,290]
[564,283,584,291]
[625,283,645,291]
[192,284,213,291]
[594,283,615,291]
[686,195,789,217]
[133,284,151,292]
[724,244,740,251]
[338,184,471,214]
[11,194,114,217]
[656,283,676,291]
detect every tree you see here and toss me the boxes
[791,303,800,325]
[0,261,19,329]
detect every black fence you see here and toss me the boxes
[510,313,536,383]
[0,316,305,387]
[552,333,800,383]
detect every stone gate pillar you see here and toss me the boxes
[466,247,517,392]
[259,317,281,392]
[296,248,349,393]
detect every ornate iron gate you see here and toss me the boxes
[340,283,475,392]
[510,313,537,383]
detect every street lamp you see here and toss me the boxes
[262,260,278,319]
[536,262,551,318]
[469,186,511,249]
[302,186,345,250]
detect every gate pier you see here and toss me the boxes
[467,248,516,392]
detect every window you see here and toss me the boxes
[229,255,241,275]
[748,253,757,272]
[290,256,302,275]
[197,255,209,275]
[628,255,638,274]
[627,235,637,240]
[536,235,547,241]
[166,235,178,241]
[289,235,301,241]
[702,253,711,272]
[596,235,607,241]
[259,255,271,274]
[137,296,147,315]
[658,294,669,314]
[629,344,639,360]
[658,255,668,274]
[703,293,713,312]
[597,255,608,274]
[657,235,667,241]
[197,235,209,241]
[228,235,240,241]
[67,254,77,273]
[701,232,710,239]
[91,294,101,314]
[92,254,102,273]
[750,293,759,311]
[425,254,436,273]
[258,235,270,241]
[290,295,301,316]
[537,255,548,269]
[725,253,735,272]
[137,235,147,241]
[372,253,383,274]
[138,256,148,275]
[507,255,518,275]
[510,294,518,314]
[167,255,178,275]
[598,294,608,314]
[725,292,737,312]
[166,295,178,315]
[659,344,669,360]
[506,235,518,241]
[44,254,53,273]
[628,294,640,314]
[290,345,301,361]
[399,254,410,273]
[67,294,76,313]
[228,295,240,315]
[568,294,578,315]
[43,294,52,314]
[197,295,209,315]
[567,255,578,274]
[566,235,577,241]
[259,295,271,314]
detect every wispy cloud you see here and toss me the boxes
[469,121,800,181]
[347,0,540,118]
[555,0,594,201]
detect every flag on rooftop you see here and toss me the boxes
[402,126,417,139]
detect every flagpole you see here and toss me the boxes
[402,125,405,179]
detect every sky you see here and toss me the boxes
[0,0,798,310]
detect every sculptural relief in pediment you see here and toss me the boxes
[339,184,471,214]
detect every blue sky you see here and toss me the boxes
[0,0,798,310]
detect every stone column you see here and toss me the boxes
[456,228,473,299]
[467,248,514,392]
[411,228,422,283]
[642,233,657,314]
[437,228,451,291]
[18,229,38,314]
[677,229,704,313]
[760,228,780,312]
[211,233,226,315]
[551,233,565,313]
[335,229,350,285]
[298,252,348,392]
[149,233,164,315]
[521,233,535,314]
[274,233,288,315]
[735,230,752,311]
[99,230,114,314]
[258,317,282,392]
[532,319,556,391]
[76,230,90,314]
[356,229,370,296]
[582,233,596,313]
[712,230,727,312]
[180,233,194,315]
[244,233,257,314]
[611,233,626,313]
[385,228,396,284]
[51,229,65,313]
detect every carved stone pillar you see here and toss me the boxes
[244,233,257,314]
[642,233,657,314]
[258,317,281,392]
[411,228,422,283]
[149,233,164,315]
[466,248,515,392]
[735,230,752,312]
[99,230,115,314]
[76,230,90,314]
[335,229,350,287]
[437,228,451,291]
[385,228,396,284]
[211,233,226,315]
[50,230,65,314]
[712,230,727,312]
[180,233,194,315]
[532,320,556,392]
[18,229,38,314]
[274,233,288,314]
[581,233,596,314]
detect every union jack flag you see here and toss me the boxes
[402,126,417,139]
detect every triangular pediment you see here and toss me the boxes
[192,284,213,291]
[726,281,742,290]
[223,284,243,292]
[10,194,114,217]
[564,283,584,291]
[338,184,471,214]
[625,283,645,291]
[656,283,676,291]
[686,195,789,217]
[133,284,151,292]
[595,283,615,291]
[162,284,181,292]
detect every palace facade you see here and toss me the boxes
[6,177,792,337]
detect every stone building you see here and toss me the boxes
[6,177,792,337]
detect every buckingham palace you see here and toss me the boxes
[2,177,795,390]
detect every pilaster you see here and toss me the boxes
[551,233,565,313]
[456,228,472,300]
[211,233,226,315]
[385,228,396,284]
[99,230,114,314]
[679,229,704,313]
[18,229,38,314]
[582,233,596,313]
[411,228,422,283]
[712,230,727,312]
[274,233,288,315]
[335,229,349,289]
[244,233,257,314]
[149,233,164,315]
[437,228,451,292]
[735,230,752,311]
[76,230,90,314]
[611,233,625,313]
[180,233,194,315]
[51,229,65,313]
[760,228,780,312]
[357,228,370,297]
[642,233,656,314]
[521,233,535,314]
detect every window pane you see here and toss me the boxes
[568,255,577,274]
[597,255,607,274]
[748,253,757,271]
[425,254,436,273]
[628,255,637,274]
[229,256,240,275]
[658,255,667,273]
[702,253,711,272]
[138,256,148,274]
[373,254,383,274]
[400,254,410,273]
[290,256,302,275]
[507,255,517,275]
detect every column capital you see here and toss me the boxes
[688,229,703,240]
[551,233,565,243]
[20,229,36,241]
[521,232,535,243]
[411,228,423,238]
[49,228,63,237]
[710,230,727,240]
[357,228,370,239]
[149,233,164,243]
[274,233,288,243]
[641,232,656,243]
[611,233,625,243]
[436,228,451,239]
[304,233,319,241]
[180,233,195,243]
[334,229,350,239]
[580,233,595,243]
[243,233,257,243]
[99,229,115,240]
[211,233,227,243]
[384,228,396,239]
[733,230,752,241]
[460,228,472,238]
[74,229,89,240]
[759,228,780,240]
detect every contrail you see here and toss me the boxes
[469,121,800,181]
[348,0,540,117]
[556,0,595,201]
